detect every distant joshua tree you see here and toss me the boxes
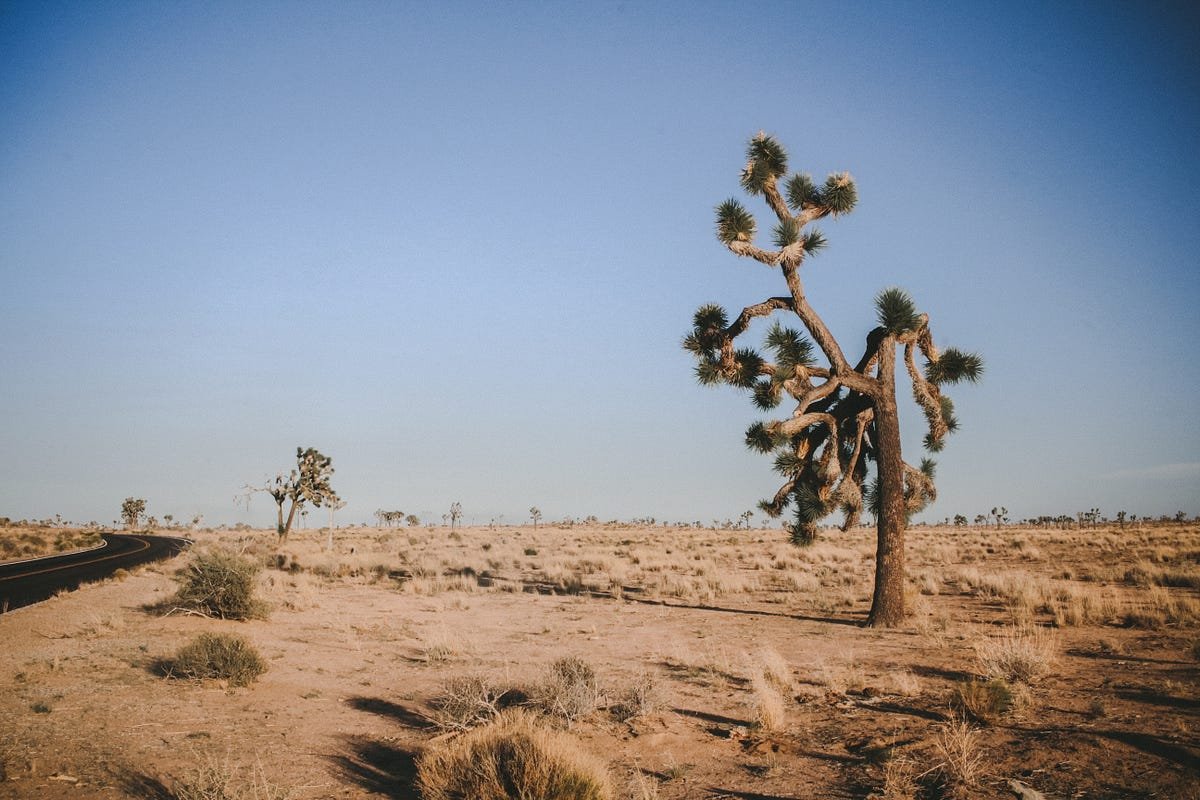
[683,133,983,626]
[448,502,463,530]
[991,506,1008,527]
[121,497,147,530]
[244,447,338,544]
[529,506,542,529]
[954,514,968,527]
[375,510,404,528]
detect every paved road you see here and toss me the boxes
[0,532,190,613]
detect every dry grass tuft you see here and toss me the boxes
[748,668,786,733]
[975,625,1058,684]
[755,644,794,695]
[416,709,612,800]
[871,754,918,800]
[934,718,985,800]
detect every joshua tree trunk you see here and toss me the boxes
[281,500,300,544]
[867,343,906,626]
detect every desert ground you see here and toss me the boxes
[0,520,1197,799]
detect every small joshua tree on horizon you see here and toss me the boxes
[120,497,147,530]
[530,506,543,529]
[684,132,983,626]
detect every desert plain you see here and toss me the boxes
[0,520,1197,799]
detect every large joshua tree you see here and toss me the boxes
[684,133,982,626]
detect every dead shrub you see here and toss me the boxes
[174,549,266,620]
[172,752,289,800]
[164,633,267,687]
[610,672,663,722]
[432,673,514,731]
[416,710,612,800]
[533,656,601,723]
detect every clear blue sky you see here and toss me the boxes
[2,1,1197,528]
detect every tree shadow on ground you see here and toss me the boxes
[672,706,751,728]
[1009,724,1200,771]
[908,664,975,683]
[866,700,949,722]
[1114,688,1200,710]
[345,695,436,729]
[623,593,864,627]
[114,769,177,799]
[1066,647,1193,667]
[328,735,419,798]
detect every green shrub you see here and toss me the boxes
[416,710,611,800]
[174,549,265,620]
[165,632,267,687]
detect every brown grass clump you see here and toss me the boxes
[416,710,612,800]
[748,669,786,733]
[975,625,1058,684]
[934,718,985,800]
[871,755,918,800]
[953,678,1015,724]
[164,633,267,687]
[756,644,794,695]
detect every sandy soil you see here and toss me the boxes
[0,523,1196,799]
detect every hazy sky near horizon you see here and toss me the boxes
[2,1,1198,528]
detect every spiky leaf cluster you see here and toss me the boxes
[874,287,922,334]
[785,173,820,210]
[926,348,984,385]
[730,348,764,388]
[764,321,816,368]
[740,134,788,195]
[716,199,756,245]
[801,230,826,255]
[682,304,728,358]
[773,218,800,248]
[821,172,858,216]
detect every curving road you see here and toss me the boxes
[0,532,191,613]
